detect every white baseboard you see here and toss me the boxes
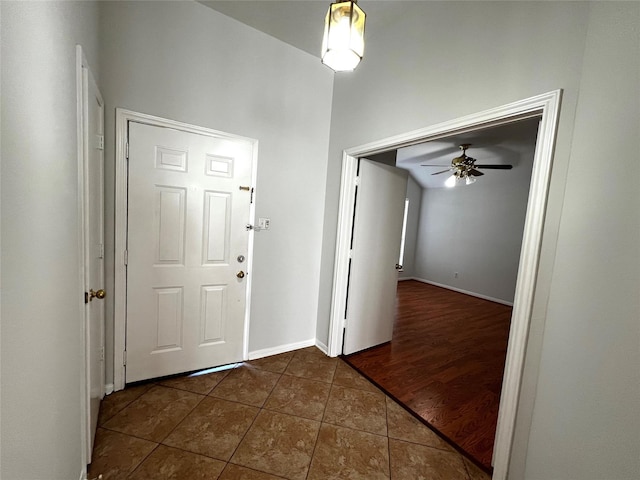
[315,338,329,355]
[248,338,316,360]
[104,383,114,395]
[411,277,514,306]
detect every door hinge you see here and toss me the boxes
[355,176,361,186]
[124,250,128,265]
[100,347,105,362]
[348,249,353,259]
[125,142,129,159]
[98,243,104,259]
[96,134,104,151]
[123,350,127,366]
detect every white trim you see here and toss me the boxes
[411,277,514,307]
[104,383,114,395]
[327,153,359,357]
[114,109,258,391]
[327,90,562,480]
[248,338,316,360]
[315,338,329,355]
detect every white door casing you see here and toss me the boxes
[77,46,105,464]
[343,160,408,355]
[328,91,562,480]
[125,122,254,383]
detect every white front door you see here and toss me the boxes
[343,159,408,355]
[126,122,253,383]
[82,62,105,462]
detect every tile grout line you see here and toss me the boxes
[385,396,393,480]
[303,359,338,479]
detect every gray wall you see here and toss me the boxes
[317,2,639,479]
[412,144,535,303]
[99,1,334,383]
[1,1,100,479]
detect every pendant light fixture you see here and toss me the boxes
[321,1,366,72]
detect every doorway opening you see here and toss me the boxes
[327,91,562,480]
[345,117,540,471]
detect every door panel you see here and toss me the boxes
[126,122,253,382]
[83,64,105,462]
[343,159,408,355]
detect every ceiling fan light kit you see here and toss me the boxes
[321,0,366,72]
[424,144,512,188]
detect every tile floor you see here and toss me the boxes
[89,347,491,480]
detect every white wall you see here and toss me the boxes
[523,3,640,478]
[99,1,334,380]
[412,144,535,303]
[0,1,100,478]
[317,1,639,478]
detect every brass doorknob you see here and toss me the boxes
[236,271,245,279]
[89,289,106,301]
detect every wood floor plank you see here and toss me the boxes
[343,280,511,472]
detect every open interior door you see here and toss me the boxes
[81,56,105,463]
[343,159,408,355]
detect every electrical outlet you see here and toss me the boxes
[258,217,270,230]
[454,272,459,278]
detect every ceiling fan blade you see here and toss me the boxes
[475,164,513,170]
[469,169,484,177]
[431,169,451,175]
[420,164,452,167]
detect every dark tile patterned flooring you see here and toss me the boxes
[89,347,490,479]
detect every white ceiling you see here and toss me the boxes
[200,1,541,189]
[390,118,541,188]
[199,1,411,57]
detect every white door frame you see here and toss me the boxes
[328,90,562,480]
[114,110,258,391]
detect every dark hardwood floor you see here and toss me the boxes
[343,280,512,472]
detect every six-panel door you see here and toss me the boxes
[126,122,253,382]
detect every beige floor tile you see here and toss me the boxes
[284,349,338,383]
[333,361,380,392]
[98,383,153,426]
[244,352,294,373]
[158,369,231,395]
[127,444,225,479]
[231,410,320,480]
[389,439,470,480]
[263,374,331,420]
[307,424,390,480]
[102,385,203,442]
[163,396,259,461]
[87,428,157,480]
[386,396,453,450]
[323,385,387,435]
[209,366,280,407]
[464,456,493,480]
[219,464,287,480]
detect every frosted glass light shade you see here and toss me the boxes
[445,174,457,188]
[321,1,366,72]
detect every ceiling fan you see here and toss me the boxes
[421,144,512,187]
